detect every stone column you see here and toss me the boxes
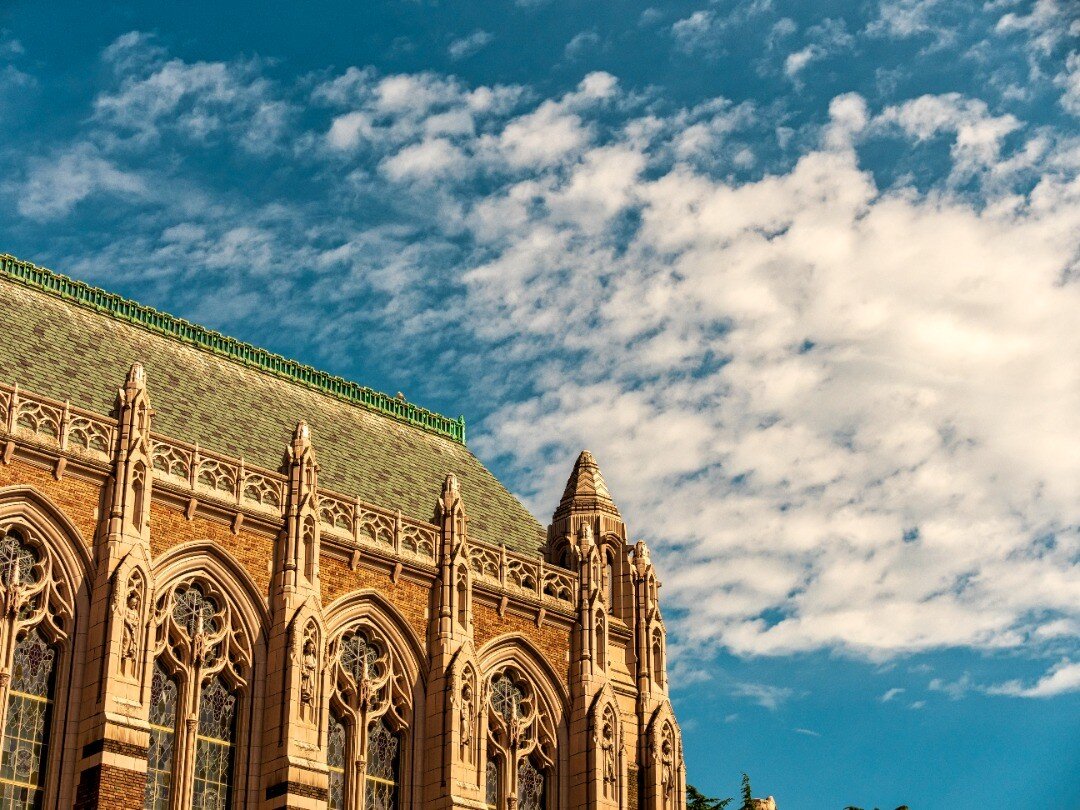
[261,421,329,809]
[75,363,156,808]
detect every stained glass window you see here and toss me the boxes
[0,628,56,809]
[327,717,346,810]
[193,677,236,810]
[340,632,378,685]
[0,533,36,587]
[517,757,545,810]
[485,758,499,809]
[364,718,398,810]
[172,585,216,639]
[490,676,525,724]
[143,663,177,810]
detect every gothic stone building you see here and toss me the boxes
[0,254,684,810]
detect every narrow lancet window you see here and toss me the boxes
[193,676,237,809]
[144,663,178,809]
[327,717,346,810]
[364,717,399,810]
[0,628,56,808]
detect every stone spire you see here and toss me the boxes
[553,450,621,521]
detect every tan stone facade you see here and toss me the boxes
[0,258,684,810]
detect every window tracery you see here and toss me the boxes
[0,525,74,808]
[484,667,556,810]
[144,578,250,810]
[327,624,412,810]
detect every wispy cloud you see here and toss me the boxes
[732,682,797,710]
[448,30,494,61]
[986,659,1080,698]
[880,687,906,703]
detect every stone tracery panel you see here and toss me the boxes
[326,619,414,810]
[0,521,77,808]
[484,665,558,810]
[144,577,252,810]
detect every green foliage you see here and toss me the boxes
[740,773,754,809]
[687,783,733,809]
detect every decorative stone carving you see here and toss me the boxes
[300,621,318,710]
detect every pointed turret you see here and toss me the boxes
[554,450,621,521]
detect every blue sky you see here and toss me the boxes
[1,1,1078,807]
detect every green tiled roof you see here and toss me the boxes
[0,254,545,554]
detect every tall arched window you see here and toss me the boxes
[144,579,250,810]
[1,628,56,806]
[517,757,545,810]
[144,663,178,809]
[485,758,499,809]
[485,667,556,810]
[0,527,73,809]
[328,624,412,810]
[194,676,237,808]
[603,551,614,609]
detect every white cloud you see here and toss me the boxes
[564,30,602,61]
[448,30,494,61]
[928,673,973,700]
[875,93,1022,180]
[793,727,821,737]
[94,33,291,152]
[1058,52,1080,116]
[880,687,905,702]
[17,144,147,219]
[866,0,946,39]
[986,659,1080,698]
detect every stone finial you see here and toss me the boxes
[290,420,314,460]
[554,449,620,520]
[633,540,652,575]
[443,472,460,500]
[127,362,145,386]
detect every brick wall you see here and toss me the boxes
[0,456,102,547]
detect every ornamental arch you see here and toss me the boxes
[323,590,428,810]
[0,485,94,808]
[147,541,270,809]
[478,634,569,810]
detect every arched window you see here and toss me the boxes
[517,757,545,810]
[651,630,665,688]
[145,580,250,810]
[194,676,237,808]
[328,624,412,810]
[0,527,72,808]
[1,628,56,806]
[603,551,614,609]
[485,667,556,810]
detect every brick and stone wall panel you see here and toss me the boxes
[0,457,102,548]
